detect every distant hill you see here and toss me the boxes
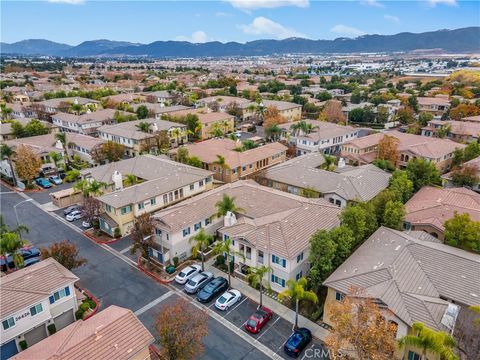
[2,27,479,58]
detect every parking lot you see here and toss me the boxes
[170,279,329,359]
[28,181,73,205]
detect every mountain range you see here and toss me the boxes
[1,27,479,58]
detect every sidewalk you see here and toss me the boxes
[205,260,330,341]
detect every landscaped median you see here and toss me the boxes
[83,228,124,245]
[74,285,100,321]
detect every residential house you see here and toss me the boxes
[102,93,146,105]
[421,119,480,143]
[145,90,172,105]
[39,97,99,115]
[240,100,302,122]
[131,104,189,120]
[341,131,465,173]
[0,118,58,142]
[80,155,213,237]
[170,138,287,183]
[403,186,480,240]
[280,119,360,155]
[417,96,450,118]
[168,109,236,140]
[323,226,480,360]
[51,109,121,136]
[257,153,391,208]
[12,305,154,360]
[0,258,79,360]
[152,180,341,290]
[196,95,251,113]
[97,118,188,156]
[442,155,480,192]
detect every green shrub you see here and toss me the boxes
[310,309,323,321]
[215,254,225,266]
[172,256,179,267]
[87,299,96,309]
[47,323,56,335]
[75,308,84,320]
[113,227,121,238]
[19,340,28,350]
[80,302,91,312]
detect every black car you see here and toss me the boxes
[284,328,312,357]
[196,276,228,303]
[20,247,40,260]
[0,247,41,272]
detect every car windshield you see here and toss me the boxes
[178,271,186,277]
[287,333,303,347]
[246,319,257,328]
[217,296,227,304]
[187,279,197,286]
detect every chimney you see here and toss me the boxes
[338,157,346,169]
[55,140,63,150]
[112,170,123,191]
[224,211,237,227]
[73,98,79,105]
[151,123,158,132]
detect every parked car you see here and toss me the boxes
[175,264,202,285]
[196,276,228,303]
[82,220,91,228]
[48,175,63,185]
[35,177,52,188]
[215,289,241,311]
[23,256,41,268]
[64,205,81,216]
[0,247,41,272]
[66,210,83,222]
[284,328,312,357]
[20,246,40,260]
[184,272,213,294]
[244,306,273,334]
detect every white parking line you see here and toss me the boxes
[301,344,315,360]
[119,246,132,254]
[134,291,173,316]
[224,296,247,317]
[257,315,281,341]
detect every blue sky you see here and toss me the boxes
[1,0,479,44]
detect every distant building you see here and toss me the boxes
[240,100,302,122]
[417,96,450,118]
[422,119,480,143]
[51,109,121,136]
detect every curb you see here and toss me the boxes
[137,256,174,285]
[83,230,124,245]
[75,285,100,321]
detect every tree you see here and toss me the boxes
[189,228,213,271]
[130,213,156,267]
[463,140,480,162]
[340,203,378,247]
[135,121,151,133]
[123,173,138,187]
[213,238,240,287]
[449,103,480,120]
[23,119,49,137]
[40,240,86,270]
[55,132,71,169]
[186,156,203,168]
[279,277,318,329]
[156,298,208,360]
[14,145,42,187]
[215,194,244,217]
[397,106,415,125]
[64,169,80,182]
[263,106,287,128]
[398,322,459,360]
[418,112,433,126]
[320,100,346,123]
[73,179,106,198]
[136,105,149,119]
[408,95,419,112]
[326,288,398,360]
[83,196,101,228]
[210,122,224,138]
[246,265,272,309]
[444,212,480,253]
[176,147,189,164]
[406,158,441,191]
[382,200,405,229]
[265,124,282,141]
[0,232,26,269]
[91,141,125,163]
[451,165,479,187]
[1,144,17,186]
[378,135,399,166]
[389,170,414,203]
[320,154,336,171]
[213,154,230,183]
[49,151,63,169]
[185,114,201,140]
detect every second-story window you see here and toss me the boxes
[272,254,286,268]
[30,303,43,317]
[138,203,145,210]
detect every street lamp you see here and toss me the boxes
[13,198,33,236]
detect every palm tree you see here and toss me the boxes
[189,228,213,271]
[1,144,17,187]
[212,238,244,287]
[211,123,224,138]
[123,173,138,187]
[55,132,71,169]
[255,104,266,123]
[136,121,151,133]
[278,277,318,330]
[303,122,318,134]
[214,194,244,218]
[74,179,106,198]
[1,104,13,120]
[0,215,28,237]
[65,169,80,183]
[0,232,27,269]
[265,124,282,141]
[49,151,63,169]
[171,127,183,145]
[221,119,231,134]
[398,322,459,360]
[246,265,272,309]
[87,179,106,197]
[320,154,336,171]
[213,155,230,183]
[290,121,304,137]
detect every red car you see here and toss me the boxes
[244,306,273,334]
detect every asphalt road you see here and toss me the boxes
[1,186,270,359]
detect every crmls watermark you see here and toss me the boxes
[303,348,349,358]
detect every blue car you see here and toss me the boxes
[36,177,52,188]
[284,328,312,357]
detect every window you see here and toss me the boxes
[169,192,173,202]
[163,194,168,204]
[121,205,132,215]
[182,227,191,237]
[296,271,303,281]
[190,184,195,191]
[246,246,251,260]
[49,286,71,304]
[296,252,304,263]
[150,198,156,206]
[408,351,421,360]
[2,317,15,330]
[271,274,286,287]
[242,166,246,171]
[138,202,145,210]
[258,250,264,264]
[272,254,286,268]
[105,204,112,213]
[155,228,162,236]
[205,217,211,226]
[30,303,43,317]
[199,180,204,187]
[335,291,344,302]
[194,222,202,231]
[205,177,211,183]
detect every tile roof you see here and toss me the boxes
[153,180,341,259]
[417,97,450,106]
[404,186,480,232]
[324,226,480,331]
[262,154,391,202]
[279,120,357,142]
[0,258,79,319]
[12,305,154,360]
[52,109,119,125]
[97,118,186,140]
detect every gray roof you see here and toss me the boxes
[262,154,391,202]
[324,227,480,331]
[279,119,357,142]
[97,118,186,140]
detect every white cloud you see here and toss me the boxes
[175,31,209,43]
[239,16,306,39]
[426,0,458,6]
[47,0,85,4]
[360,0,384,8]
[226,0,309,11]
[330,24,366,37]
[215,12,232,17]
[384,14,400,24]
